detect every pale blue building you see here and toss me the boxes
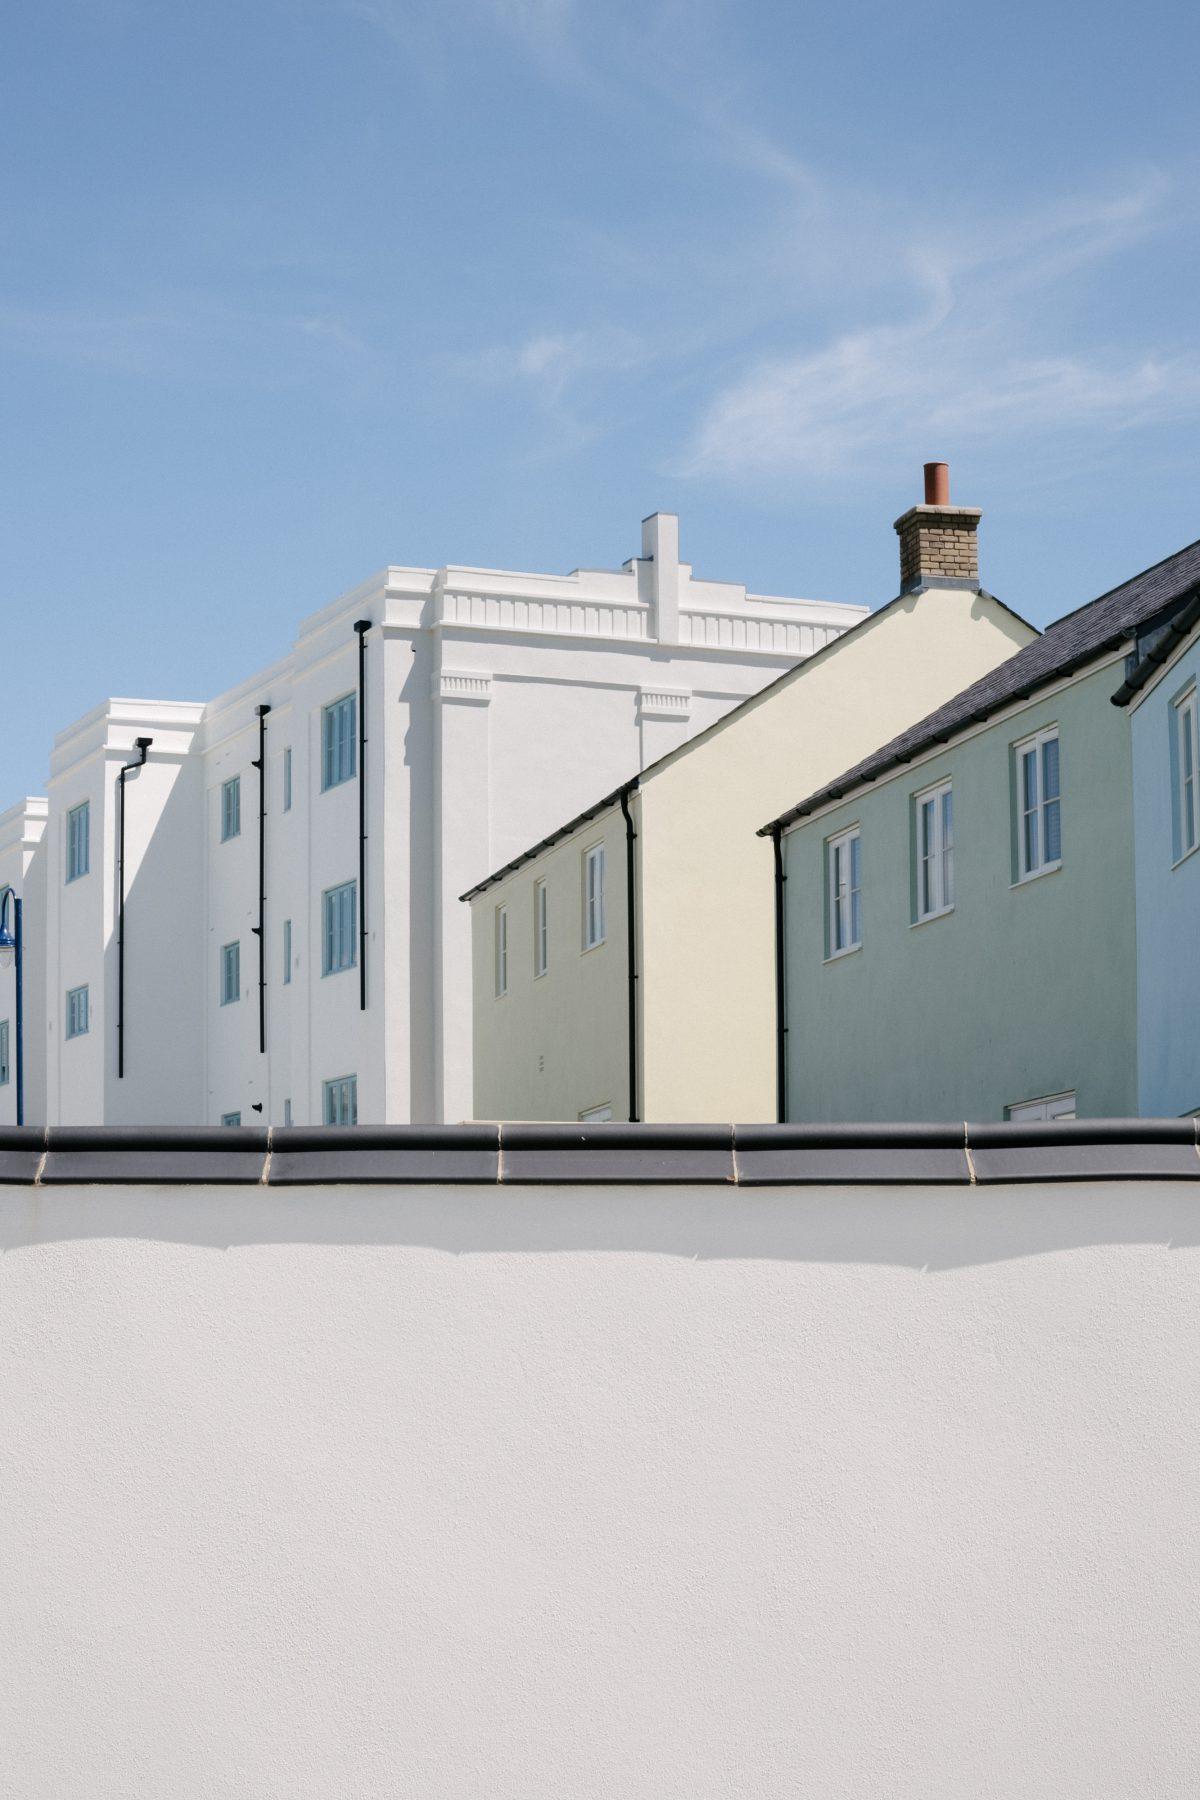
[1116,589,1200,1117]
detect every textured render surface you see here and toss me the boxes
[784,656,1139,1123]
[1130,630,1200,1115]
[5,1173,1200,1799]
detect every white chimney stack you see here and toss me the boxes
[641,512,681,645]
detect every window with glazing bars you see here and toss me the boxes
[1016,729,1061,879]
[221,1111,242,1127]
[66,800,90,882]
[827,828,862,956]
[321,694,356,790]
[534,879,548,977]
[220,941,240,1005]
[322,881,357,976]
[915,781,954,920]
[583,845,606,949]
[221,776,241,841]
[1174,689,1198,860]
[323,1074,358,1125]
[66,984,89,1039]
[495,905,508,996]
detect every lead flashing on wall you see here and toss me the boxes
[0,1121,1198,1187]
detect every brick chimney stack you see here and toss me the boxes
[894,463,982,593]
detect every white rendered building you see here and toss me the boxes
[0,515,863,1127]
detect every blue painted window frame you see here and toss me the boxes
[221,777,241,842]
[66,984,89,1039]
[322,881,357,976]
[321,694,356,792]
[323,1074,358,1125]
[220,940,240,1005]
[66,800,90,883]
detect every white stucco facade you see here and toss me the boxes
[4,1170,1199,1797]
[0,517,862,1124]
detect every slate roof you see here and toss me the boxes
[761,536,1200,834]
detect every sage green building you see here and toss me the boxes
[764,540,1200,1123]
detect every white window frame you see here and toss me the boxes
[826,827,862,959]
[282,918,292,985]
[66,800,90,883]
[914,780,954,923]
[321,694,356,792]
[1015,726,1061,883]
[321,881,357,977]
[533,879,548,978]
[220,941,240,1006]
[495,905,509,997]
[65,984,89,1039]
[282,746,293,813]
[323,1074,358,1125]
[1006,1091,1076,1122]
[0,1018,9,1086]
[1173,686,1198,863]
[579,1103,613,1122]
[583,844,606,951]
[220,776,241,842]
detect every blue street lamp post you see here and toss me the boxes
[0,886,24,1127]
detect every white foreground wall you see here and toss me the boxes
[3,1173,1199,1797]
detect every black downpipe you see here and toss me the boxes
[117,736,154,1080]
[771,823,787,1123]
[618,783,639,1122]
[251,704,270,1055]
[353,620,371,1011]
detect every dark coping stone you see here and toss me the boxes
[40,1126,270,1185]
[967,1118,1200,1184]
[268,1124,501,1185]
[735,1122,972,1186]
[0,1126,47,1184]
[500,1122,736,1184]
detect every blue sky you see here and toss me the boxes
[2,0,1199,798]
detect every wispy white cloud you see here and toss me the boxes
[347,0,1200,489]
[682,176,1200,482]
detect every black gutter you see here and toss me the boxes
[1111,589,1200,706]
[1,1119,1198,1187]
[251,704,270,1055]
[0,887,23,1126]
[618,784,639,1122]
[770,824,787,1123]
[117,737,153,1080]
[353,620,370,1010]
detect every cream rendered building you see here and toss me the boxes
[467,472,1038,1123]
